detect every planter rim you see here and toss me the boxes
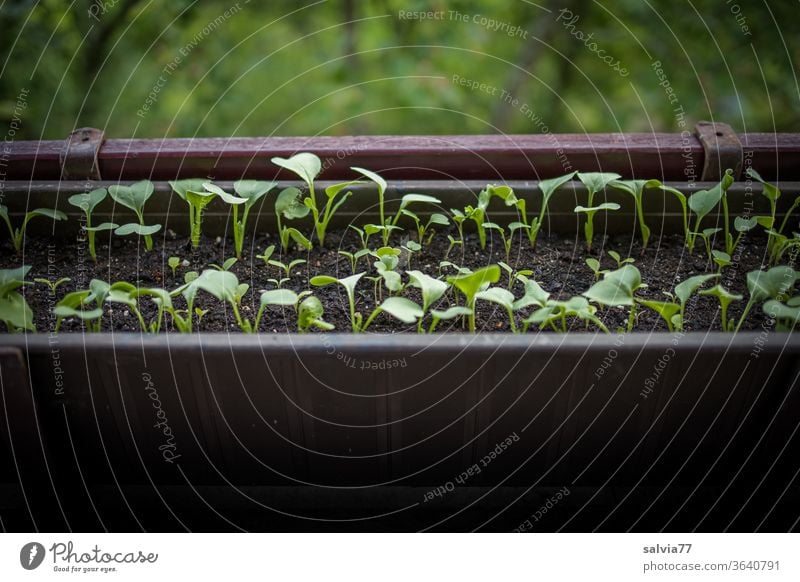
[3,331,797,354]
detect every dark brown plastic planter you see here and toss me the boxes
[1,133,799,531]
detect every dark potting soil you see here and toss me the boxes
[0,227,776,334]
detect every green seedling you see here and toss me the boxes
[34,277,70,294]
[699,284,742,331]
[338,249,371,274]
[254,288,299,331]
[194,307,209,327]
[736,265,800,332]
[0,266,34,331]
[268,258,306,280]
[475,287,520,332]
[576,172,621,252]
[428,306,473,332]
[168,256,181,277]
[644,179,690,249]
[68,188,108,261]
[712,250,731,272]
[586,258,606,280]
[407,269,450,332]
[272,153,353,247]
[763,296,800,331]
[635,296,682,332]
[438,261,471,277]
[209,257,238,272]
[607,250,634,268]
[310,272,365,333]
[359,297,424,331]
[497,262,533,290]
[0,204,67,253]
[255,245,276,265]
[445,234,462,262]
[297,295,334,332]
[390,194,441,233]
[351,166,390,245]
[524,296,609,334]
[768,232,800,266]
[691,227,722,263]
[450,209,467,248]
[168,271,200,333]
[730,215,772,258]
[672,273,719,331]
[583,264,642,332]
[400,209,449,245]
[574,203,621,251]
[401,240,422,269]
[53,279,109,333]
[168,178,210,248]
[447,264,501,332]
[610,180,651,250]
[108,180,161,251]
[483,222,530,262]
[228,180,276,258]
[528,172,576,249]
[274,187,313,252]
[686,170,734,254]
[745,168,797,254]
[103,282,152,332]
[371,246,403,294]
[193,269,252,332]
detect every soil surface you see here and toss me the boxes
[0,227,777,334]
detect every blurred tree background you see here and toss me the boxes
[0,0,797,139]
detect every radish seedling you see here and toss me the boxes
[576,172,621,252]
[209,257,238,272]
[274,187,313,252]
[497,262,533,289]
[390,194,441,235]
[227,180,277,258]
[68,188,108,261]
[338,250,371,274]
[193,269,253,332]
[583,264,642,332]
[310,272,365,332]
[0,266,34,331]
[272,153,353,247]
[268,258,306,280]
[712,250,731,272]
[108,180,161,251]
[523,295,608,333]
[475,287,519,332]
[255,245,276,265]
[351,166,390,244]
[254,288,300,331]
[686,170,734,254]
[407,269,450,332]
[34,277,70,294]
[53,279,109,332]
[586,258,606,280]
[168,179,209,248]
[168,256,181,277]
[645,179,690,249]
[527,172,576,249]
[610,180,651,249]
[574,203,620,251]
[297,295,334,332]
[699,284,742,331]
[483,222,530,262]
[671,273,719,331]
[400,209,449,245]
[447,264,501,332]
[735,265,800,331]
[0,204,67,253]
[428,306,473,332]
[763,296,800,331]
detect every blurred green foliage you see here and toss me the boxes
[0,0,797,138]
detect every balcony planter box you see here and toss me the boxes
[1,131,799,531]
